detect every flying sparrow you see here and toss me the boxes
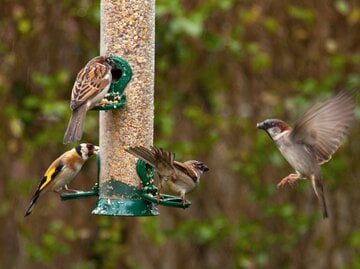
[63,56,116,144]
[256,91,356,218]
[24,143,99,216]
[125,146,209,205]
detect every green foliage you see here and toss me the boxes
[25,220,75,264]
[92,217,128,269]
[287,5,316,24]
[169,215,230,245]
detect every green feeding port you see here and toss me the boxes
[92,55,132,111]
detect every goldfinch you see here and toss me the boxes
[24,143,99,217]
[125,146,209,205]
[63,56,116,144]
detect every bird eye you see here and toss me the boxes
[87,144,94,150]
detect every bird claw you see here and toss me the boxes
[97,98,112,106]
[63,189,80,193]
[156,190,161,204]
[277,174,300,188]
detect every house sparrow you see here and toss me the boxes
[125,146,209,205]
[63,56,116,144]
[24,143,99,217]
[257,91,356,218]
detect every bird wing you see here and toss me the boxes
[290,91,356,164]
[125,146,158,166]
[173,161,198,183]
[70,62,111,110]
[125,146,176,178]
[151,146,175,177]
[39,162,65,191]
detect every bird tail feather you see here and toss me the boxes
[63,106,87,144]
[24,190,41,217]
[311,175,329,218]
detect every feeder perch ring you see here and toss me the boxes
[92,55,132,111]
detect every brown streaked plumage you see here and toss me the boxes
[63,56,115,144]
[257,90,356,218]
[24,143,99,217]
[125,146,209,205]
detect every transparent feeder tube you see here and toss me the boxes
[93,0,156,216]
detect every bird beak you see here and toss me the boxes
[94,146,100,155]
[201,164,209,173]
[108,57,117,69]
[256,122,265,130]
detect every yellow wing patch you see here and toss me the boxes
[39,164,64,191]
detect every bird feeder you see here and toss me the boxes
[62,0,191,215]
[92,0,158,216]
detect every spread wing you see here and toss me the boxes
[125,146,176,178]
[291,91,356,164]
[70,62,111,110]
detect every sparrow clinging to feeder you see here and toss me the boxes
[63,56,116,144]
[125,146,209,205]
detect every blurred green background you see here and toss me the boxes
[1,0,360,268]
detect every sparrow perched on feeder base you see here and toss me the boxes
[125,146,209,206]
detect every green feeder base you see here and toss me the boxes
[92,197,158,216]
[91,179,159,216]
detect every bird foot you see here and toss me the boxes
[180,193,187,208]
[54,187,81,194]
[156,191,161,204]
[277,174,300,188]
[62,189,81,193]
[97,98,112,106]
